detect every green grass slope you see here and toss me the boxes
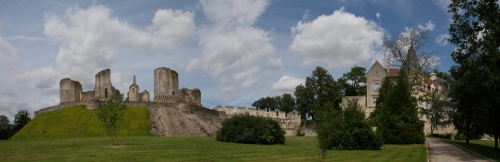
[11,105,150,139]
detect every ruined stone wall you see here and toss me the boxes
[214,106,301,136]
[94,69,115,100]
[81,91,95,102]
[154,67,179,102]
[59,78,82,104]
[140,90,150,102]
[179,88,201,106]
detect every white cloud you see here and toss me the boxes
[435,33,450,46]
[289,7,384,68]
[376,12,381,19]
[267,58,283,69]
[271,76,305,94]
[0,38,17,65]
[44,4,195,88]
[192,0,275,93]
[434,0,451,13]
[417,20,435,31]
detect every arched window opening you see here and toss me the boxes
[105,88,108,98]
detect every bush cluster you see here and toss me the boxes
[216,114,285,145]
[431,133,453,140]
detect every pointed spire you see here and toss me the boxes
[133,75,136,83]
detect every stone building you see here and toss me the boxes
[154,67,179,102]
[94,69,119,100]
[126,75,150,102]
[59,78,82,104]
[341,49,455,135]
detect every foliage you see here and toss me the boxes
[295,67,342,120]
[371,71,425,144]
[13,110,31,132]
[280,93,296,114]
[216,114,285,145]
[420,89,452,135]
[97,94,127,145]
[431,133,453,140]
[0,115,13,140]
[338,66,367,96]
[0,136,427,162]
[448,0,500,151]
[252,93,296,114]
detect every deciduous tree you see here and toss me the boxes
[13,110,31,132]
[0,115,13,140]
[338,66,367,96]
[97,94,126,146]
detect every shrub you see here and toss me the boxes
[216,114,285,145]
[431,133,453,140]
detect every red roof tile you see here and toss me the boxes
[388,68,400,77]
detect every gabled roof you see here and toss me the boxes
[388,68,400,77]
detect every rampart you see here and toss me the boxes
[213,106,301,136]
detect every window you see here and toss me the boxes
[373,82,381,91]
[372,97,378,107]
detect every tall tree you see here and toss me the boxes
[97,94,127,146]
[338,66,367,96]
[0,115,13,140]
[382,27,438,93]
[252,96,278,110]
[448,0,500,151]
[13,110,31,132]
[280,93,296,114]
[421,88,452,135]
[372,71,425,144]
[294,67,341,120]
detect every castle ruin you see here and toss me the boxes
[35,67,300,136]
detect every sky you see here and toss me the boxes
[0,0,456,122]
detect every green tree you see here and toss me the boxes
[372,71,424,144]
[294,67,341,120]
[338,66,367,96]
[13,110,31,132]
[280,93,295,114]
[421,89,451,135]
[0,115,13,140]
[252,96,278,110]
[97,94,126,145]
[448,0,500,150]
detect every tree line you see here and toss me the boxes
[0,110,32,140]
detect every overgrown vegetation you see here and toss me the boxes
[0,110,32,140]
[216,114,285,145]
[11,105,149,139]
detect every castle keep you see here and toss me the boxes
[35,67,301,136]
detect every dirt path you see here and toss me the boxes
[426,137,492,162]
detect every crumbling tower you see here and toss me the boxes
[94,69,117,100]
[59,78,82,104]
[154,67,179,102]
[127,75,140,101]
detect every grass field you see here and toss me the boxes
[12,105,150,139]
[0,136,426,161]
[446,139,500,161]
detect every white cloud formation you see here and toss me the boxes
[376,12,381,19]
[417,20,435,31]
[267,58,283,69]
[289,7,384,68]
[191,0,275,93]
[435,33,450,46]
[271,76,305,94]
[44,4,195,87]
[434,0,451,13]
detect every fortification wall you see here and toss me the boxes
[60,78,82,103]
[214,106,301,136]
[94,69,116,100]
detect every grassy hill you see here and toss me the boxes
[11,105,150,139]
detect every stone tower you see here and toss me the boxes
[127,75,140,101]
[94,69,116,100]
[154,67,179,102]
[59,78,82,104]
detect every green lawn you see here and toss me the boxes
[0,136,426,161]
[12,105,150,139]
[446,139,500,161]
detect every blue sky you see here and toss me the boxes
[0,0,455,121]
